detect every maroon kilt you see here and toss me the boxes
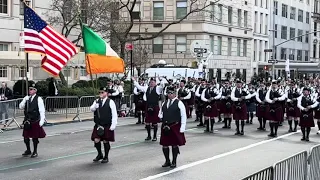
[265,105,283,122]
[299,112,315,127]
[232,102,247,120]
[220,100,233,114]
[145,105,160,124]
[187,96,195,106]
[216,100,221,111]
[135,100,146,111]
[204,102,218,118]
[256,104,267,118]
[160,123,186,146]
[91,125,115,142]
[22,121,46,139]
[182,100,190,118]
[286,106,301,118]
[314,109,320,119]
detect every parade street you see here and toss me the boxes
[0,118,319,180]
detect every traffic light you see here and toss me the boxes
[264,66,269,70]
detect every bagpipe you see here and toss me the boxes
[205,87,218,112]
[301,97,314,120]
[222,87,232,109]
[235,89,248,111]
[178,88,189,99]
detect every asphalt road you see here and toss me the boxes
[0,117,319,180]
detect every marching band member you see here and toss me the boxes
[90,87,118,163]
[246,83,256,124]
[285,81,301,132]
[195,79,207,127]
[265,80,286,138]
[255,82,268,131]
[231,79,253,135]
[134,78,147,124]
[132,77,165,141]
[177,80,191,118]
[297,88,319,141]
[158,86,186,168]
[186,80,195,118]
[220,80,233,129]
[313,86,320,135]
[19,83,46,158]
[107,80,120,111]
[201,81,221,133]
[212,78,222,122]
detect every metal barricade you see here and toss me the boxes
[273,151,308,180]
[73,96,95,121]
[308,144,320,180]
[0,99,22,132]
[241,166,273,180]
[44,96,79,122]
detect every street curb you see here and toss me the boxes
[1,117,135,132]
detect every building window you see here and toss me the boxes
[316,0,319,13]
[0,43,9,51]
[319,45,320,59]
[305,31,309,43]
[218,4,223,23]
[297,50,302,60]
[260,13,263,34]
[306,12,309,24]
[253,40,257,61]
[274,47,277,60]
[153,2,164,20]
[290,7,296,20]
[314,22,317,36]
[237,39,241,56]
[274,24,278,38]
[274,1,278,15]
[297,30,303,42]
[289,49,295,60]
[265,14,268,34]
[260,0,263,7]
[0,66,7,78]
[80,68,87,76]
[20,1,24,15]
[19,66,30,77]
[266,0,268,9]
[281,26,287,39]
[243,40,247,57]
[176,1,187,19]
[264,41,268,61]
[175,35,187,53]
[244,10,248,27]
[228,6,232,25]
[227,38,232,56]
[282,4,288,18]
[210,35,214,53]
[298,9,303,22]
[153,36,163,53]
[237,9,241,27]
[289,28,295,40]
[313,44,316,58]
[305,51,309,61]
[281,48,287,60]
[259,40,263,61]
[63,68,70,77]
[210,4,215,21]
[217,36,222,55]
[254,11,258,32]
[133,2,143,18]
[255,0,258,6]
[0,0,8,14]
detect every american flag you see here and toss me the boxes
[24,5,78,76]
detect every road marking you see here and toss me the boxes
[140,131,300,180]
[0,127,200,171]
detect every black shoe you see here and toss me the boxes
[222,125,228,129]
[293,128,297,132]
[227,125,231,129]
[93,154,103,162]
[288,129,293,132]
[235,131,241,135]
[145,136,151,141]
[136,121,141,124]
[204,129,209,133]
[152,137,157,141]
[246,120,250,124]
[257,127,263,130]
[22,150,32,156]
[101,157,109,163]
[162,161,171,167]
[268,133,274,137]
[170,163,177,168]
[306,137,310,142]
[210,130,214,133]
[301,137,306,141]
[240,131,244,135]
[197,123,204,127]
[30,152,38,158]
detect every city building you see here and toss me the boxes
[128,0,253,82]
[258,0,317,79]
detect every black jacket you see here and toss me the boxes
[0,87,13,100]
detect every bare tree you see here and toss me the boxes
[45,0,113,85]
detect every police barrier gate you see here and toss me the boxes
[241,166,273,180]
[73,96,96,121]
[0,99,22,132]
[273,151,308,180]
[308,144,320,180]
[44,96,79,119]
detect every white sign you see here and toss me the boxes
[190,40,210,57]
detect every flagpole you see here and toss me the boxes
[23,1,29,112]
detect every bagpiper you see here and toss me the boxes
[297,88,319,141]
[195,79,207,127]
[90,87,118,163]
[19,83,46,158]
[133,77,164,141]
[265,80,286,138]
[313,85,320,135]
[220,80,233,129]
[177,80,191,118]
[255,81,268,130]
[245,83,256,124]
[231,79,254,135]
[134,78,147,124]
[201,81,221,133]
[158,86,186,168]
[285,81,301,132]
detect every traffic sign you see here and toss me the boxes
[194,48,207,53]
[125,43,133,50]
[268,60,278,63]
[264,49,273,52]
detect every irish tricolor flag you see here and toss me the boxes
[81,24,124,74]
